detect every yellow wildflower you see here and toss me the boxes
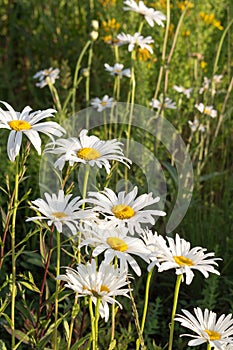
[177,1,194,11]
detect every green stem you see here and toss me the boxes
[168,274,182,350]
[206,343,211,350]
[153,0,170,100]
[212,18,233,76]
[89,297,96,350]
[11,156,19,349]
[54,230,61,349]
[47,78,62,113]
[86,43,94,109]
[140,268,153,335]
[72,40,92,114]
[136,268,154,350]
[95,298,101,349]
[67,293,79,350]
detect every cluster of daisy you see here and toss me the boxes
[1,97,232,348]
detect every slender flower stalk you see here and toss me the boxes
[54,229,61,349]
[89,296,96,350]
[67,166,90,350]
[136,267,154,350]
[10,156,19,349]
[72,40,92,114]
[168,274,182,350]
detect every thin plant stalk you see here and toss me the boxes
[206,344,211,350]
[72,40,92,114]
[89,297,96,350]
[95,298,101,348]
[141,268,154,341]
[164,6,188,95]
[66,293,79,350]
[153,0,170,100]
[85,42,94,109]
[168,274,182,350]
[46,78,62,113]
[11,156,19,349]
[128,278,146,350]
[212,18,233,76]
[67,165,90,349]
[54,229,61,349]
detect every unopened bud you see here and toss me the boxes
[90,30,99,41]
[91,20,99,31]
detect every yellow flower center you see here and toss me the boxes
[204,108,211,115]
[111,204,135,220]
[101,101,107,106]
[77,147,101,160]
[107,237,128,252]
[8,120,31,131]
[52,211,67,219]
[204,329,221,341]
[173,255,194,266]
[100,284,110,293]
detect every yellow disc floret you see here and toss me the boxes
[204,329,221,341]
[8,120,31,131]
[77,147,101,160]
[174,255,194,266]
[111,204,135,220]
[52,211,68,219]
[107,237,128,252]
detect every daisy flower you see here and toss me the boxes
[150,97,177,110]
[153,233,221,285]
[175,307,233,349]
[85,186,166,235]
[79,223,150,276]
[104,63,131,78]
[173,85,193,98]
[0,101,65,161]
[26,189,96,235]
[57,259,130,322]
[195,103,217,118]
[188,119,205,133]
[140,228,167,268]
[33,67,60,88]
[199,76,211,94]
[90,95,114,112]
[117,32,154,53]
[123,0,166,27]
[45,129,131,173]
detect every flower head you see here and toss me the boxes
[175,307,233,348]
[0,101,65,161]
[90,95,114,112]
[154,233,221,284]
[57,259,130,321]
[188,119,205,133]
[26,190,96,235]
[173,85,193,98]
[150,97,177,110]
[33,67,60,88]
[104,63,131,78]
[86,186,166,235]
[45,129,131,173]
[117,32,154,53]
[195,103,217,118]
[80,223,150,276]
[123,0,166,27]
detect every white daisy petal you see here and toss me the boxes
[176,307,233,348]
[86,186,166,235]
[0,101,65,161]
[56,259,130,322]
